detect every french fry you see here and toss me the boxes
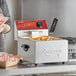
[29,36,60,41]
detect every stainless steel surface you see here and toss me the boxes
[18,38,68,64]
[0,63,76,75]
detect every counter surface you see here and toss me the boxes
[0,62,76,76]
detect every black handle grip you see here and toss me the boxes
[50,18,58,33]
[21,44,30,52]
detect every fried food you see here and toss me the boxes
[2,24,11,34]
[52,37,60,40]
[29,36,60,41]
[0,54,21,68]
[0,24,11,34]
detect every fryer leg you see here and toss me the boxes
[32,74,40,76]
[62,62,65,64]
[20,74,40,76]
[35,64,38,66]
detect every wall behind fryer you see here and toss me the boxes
[21,0,76,37]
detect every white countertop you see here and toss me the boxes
[0,62,76,76]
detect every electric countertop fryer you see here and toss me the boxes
[14,19,68,64]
